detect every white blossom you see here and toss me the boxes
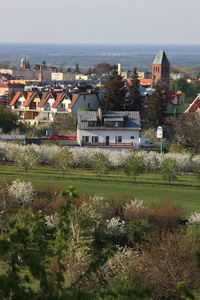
[105,217,127,237]
[45,213,59,230]
[187,211,200,226]
[8,179,35,205]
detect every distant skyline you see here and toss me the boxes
[1,0,200,45]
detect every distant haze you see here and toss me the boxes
[0,44,200,71]
[1,0,200,45]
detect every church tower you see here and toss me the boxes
[152,50,170,86]
[21,58,26,70]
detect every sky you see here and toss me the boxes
[1,0,200,44]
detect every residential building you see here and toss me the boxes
[170,72,184,80]
[77,108,141,149]
[0,83,24,96]
[10,91,100,125]
[163,91,185,114]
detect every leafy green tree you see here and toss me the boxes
[93,62,117,76]
[166,114,200,153]
[160,157,179,184]
[53,113,76,135]
[124,153,145,183]
[100,70,126,111]
[169,78,189,94]
[126,67,141,111]
[145,84,165,129]
[0,105,18,133]
[169,78,200,101]
[91,152,111,180]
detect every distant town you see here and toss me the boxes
[0,48,200,152]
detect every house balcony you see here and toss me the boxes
[82,142,133,148]
[14,106,25,110]
[38,117,54,122]
[26,107,40,112]
[57,108,70,113]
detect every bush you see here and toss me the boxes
[127,217,154,246]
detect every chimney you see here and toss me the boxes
[118,63,121,75]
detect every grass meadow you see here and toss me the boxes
[1,163,200,215]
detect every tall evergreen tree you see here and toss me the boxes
[145,84,166,128]
[100,70,126,111]
[126,67,141,111]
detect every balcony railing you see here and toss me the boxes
[57,108,69,112]
[82,142,133,147]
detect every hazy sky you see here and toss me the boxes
[1,0,200,44]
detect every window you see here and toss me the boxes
[130,136,134,139]
[84,95,86,100]
[88,103,90,109]
[88,121,96,127]
[115,136,122,143]
[105,121,123,128]
[92,136,98,143]
[83,136,89,142]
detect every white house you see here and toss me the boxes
[77,108,141,149]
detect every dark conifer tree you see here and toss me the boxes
[100,70,126,111]
[126,67,141,111]
[145,84,166,128]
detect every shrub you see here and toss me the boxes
[8,179,35,206]
[124,199,149,221]
[127,217,154,246]
[150,198,184,233]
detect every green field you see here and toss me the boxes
[1,163,200,214]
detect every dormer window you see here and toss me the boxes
[88,121,96,127]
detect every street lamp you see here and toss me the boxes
[157,126,163,153]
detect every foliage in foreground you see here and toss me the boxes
[0,185,152,299]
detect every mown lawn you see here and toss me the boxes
[1,163,200,214]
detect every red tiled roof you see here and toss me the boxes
[68,94,80,109]
[23,92,34,107]
[164,90,184,100]
[125,78,152,85]
[9,92,22,106]
[52,93,69,108]
[186,96,200,113]
[40,92,57,107]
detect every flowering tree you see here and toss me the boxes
[15,146,40,176]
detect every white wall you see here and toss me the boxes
[51,73,64,81]
[77,129,140,148]
[72,94,99,116]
